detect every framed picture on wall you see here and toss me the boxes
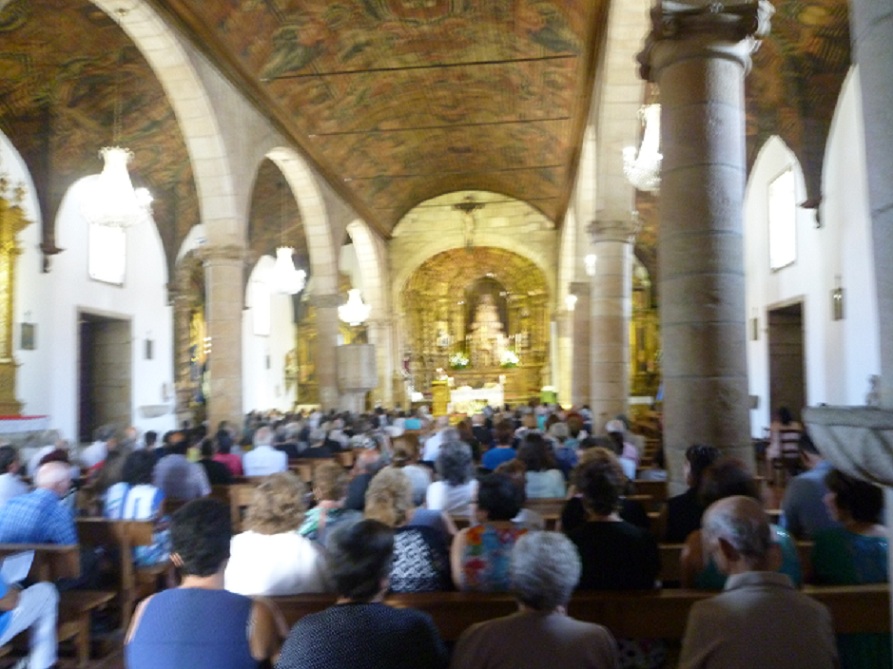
[20,323,35,350]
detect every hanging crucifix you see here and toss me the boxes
[453,196,484,249]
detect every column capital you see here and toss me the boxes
[309,292,342,309]
[199,244,246,267]
[569,281,591,298]
[587,219,639,245]
[637,0,774,82]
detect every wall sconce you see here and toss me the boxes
[831,286,844,321]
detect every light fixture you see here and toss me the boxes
[82,48,153,228]
[271,180,306,295]
[622,103,662,193]
[273,247,306,295]
[339,288,371,326]
[584,253,597,277]
[565,294,578,311]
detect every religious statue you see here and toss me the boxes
[468,294,508,367]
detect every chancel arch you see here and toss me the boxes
[400,247,551,407]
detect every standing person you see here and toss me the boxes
[450,531,618,669]
[679,496,837,669]
[126,498,286,669]
[276,519,448,669]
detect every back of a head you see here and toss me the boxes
[34,461,71,492]
[245,472,307,534]
[314,461,349,501]
[200,438,215,459]
[702,496,773,567]
[511,531,581,611]
[327,519,394,601]
[685,444,721,488]
[364,467,414,527]
[122,450,156,486]
[825,469,884,523]
[253,425,273,447]
[477,473,524,521]
[778,407,793,425]
[699,457,760,508]
[171,498,232,577]
[144,430,158,448]
[516,433,554,472]
[575,449,625,516]
[495,419,515,446]
[0,445,17,473]
[435,440,474,485]
[798,431,820,457]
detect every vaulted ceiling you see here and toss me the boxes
[0,0,853,282]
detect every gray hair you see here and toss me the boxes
[35,461,71,491]
[253,425,273,447]
[510,532,581,610]
[702,496,773,566]
[435,440,474,486]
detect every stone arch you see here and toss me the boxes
[266,148,338,296]
[91,0,239,244]
[345,219,387,316]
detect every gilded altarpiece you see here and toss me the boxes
[402,248,550,405]
[0,182,30,414]
[630,262,660,398]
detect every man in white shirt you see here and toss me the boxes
[243,425,287,477]
[0,445,28,507]
[421,417,453,463]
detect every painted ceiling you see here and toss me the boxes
[0,0,853,284]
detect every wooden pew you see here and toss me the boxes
[656,541,815,587]
[0,544,115,667]
[229,483,257,533]
[632,479,668,506]
[271,585,890,641]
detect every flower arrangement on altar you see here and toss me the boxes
[449,351,470,369]
[500,349,520,368]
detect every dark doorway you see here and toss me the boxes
[768,302,806,422]
[78,313,132,442]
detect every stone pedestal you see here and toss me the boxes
[336,343,377,414]
[203,245,244,431]
[638,1,773,486]
[588,219,637,429]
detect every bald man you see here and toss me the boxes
[678,496,837,669]
[0,461,76,545]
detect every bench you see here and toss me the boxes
[0,544,115,667]
[271,585,891,642]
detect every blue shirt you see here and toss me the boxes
[481,446,516,471]
[0,579,10,638]
[780,460,840,539]
[0,488,76,545]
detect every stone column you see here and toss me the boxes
[588,219,637,430]
[366,317,394,407]
[202,245,245,431]
[570,281,591,407]
[638,1,773,485]
[311,293,341,411]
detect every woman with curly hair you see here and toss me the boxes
[224,472,328,596]
[366,467,452,592]
[298,461,361,547]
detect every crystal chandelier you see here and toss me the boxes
[622,103,662,193]
[338,289,371,326]
[272,247,306,295]
[82,146,153,228]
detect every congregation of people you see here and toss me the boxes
[0,402,886,668]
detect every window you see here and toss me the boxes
[88,222,126,285]
[768,168,797,270]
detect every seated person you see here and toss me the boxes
[450,531,618,669]
[365,468,451,593]
[0,444,29,507]
[298,462,361,547]
[0,579,59,669]
[451,473,528,591]
[197,438,233,486]
[104,450,170,566]
[517,433,566,499]
[153,437,210,502]
[212,432,243,477]
[0,462,76,545]
[225,472,328,596]
[659,443,720,543]
[481,419,518,472]
[811,469,890,668]
[680,457,802,589]
[126,498,286,669]
[277,519,448,669]
[426,440,478,517]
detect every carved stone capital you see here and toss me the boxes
[199,244,246,267]
[587,219,639,245]
[638,0,774,81]
[309,293,343,309]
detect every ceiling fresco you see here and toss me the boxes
[154,0,606,235]
[0,0,199,275]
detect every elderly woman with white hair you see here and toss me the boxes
[426,440,478,517]
[450,531,618,669]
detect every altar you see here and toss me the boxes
[449,383,504,415]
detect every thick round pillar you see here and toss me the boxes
[588,220,637,429]
[638,1,773,485]
[570,281,591,407]
[203,245,245,431]
[310,293,341,411]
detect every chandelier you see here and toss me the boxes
[622,103,662,193]
[82,146,153,228]
[272,247,306,295]
[338,288,371,326]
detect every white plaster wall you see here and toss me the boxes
[744,67,878,436]
[4,138,175,440]
[242,256,297,412]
